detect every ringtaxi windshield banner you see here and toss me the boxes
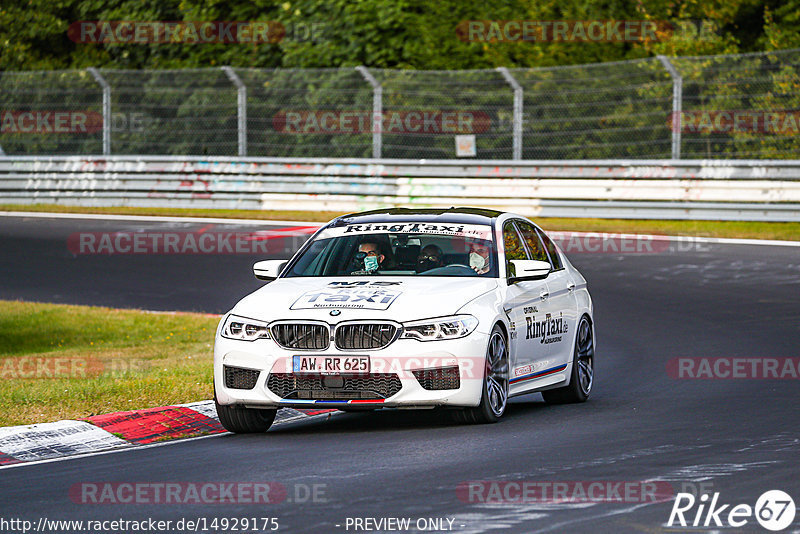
[317,223,493,240]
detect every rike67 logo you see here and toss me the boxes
[668,490,796,531]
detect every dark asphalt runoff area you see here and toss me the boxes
[0,213,799,534]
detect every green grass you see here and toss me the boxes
[3,203,800,241]
[0,300,219,427]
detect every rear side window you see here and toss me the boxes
[537,228,563,270]
[515,222,549,263]
[502,222,527,276]
[502,222,527,261]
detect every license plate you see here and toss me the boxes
[299,390,363,400]
[293,355,369,375]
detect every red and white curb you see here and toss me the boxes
[0,420,129,465]
[0,401,336,467]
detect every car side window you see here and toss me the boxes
[536,228,564,271]
[503,222,527,277]
[515,222,550,263]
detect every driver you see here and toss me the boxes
[416,244,443,273]
[350,241,386,274]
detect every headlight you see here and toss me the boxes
[401,315,478,341]
[221,314,270,341]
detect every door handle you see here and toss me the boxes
[567,281,576,292]
[539,290,549,300]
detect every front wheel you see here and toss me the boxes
[542,315,594,404]
[215,397,276,433]
[454,325,509,424]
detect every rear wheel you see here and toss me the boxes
[215,397,276,433]
[455,325,509,424]
[542,315,594,404]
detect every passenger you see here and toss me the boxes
[469,242,492,274]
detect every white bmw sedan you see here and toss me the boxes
[214,208,594,432]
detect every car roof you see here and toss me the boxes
[330,207,505,226]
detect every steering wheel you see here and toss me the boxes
[419,264,476,275]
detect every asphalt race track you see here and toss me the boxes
[1,214,799,533]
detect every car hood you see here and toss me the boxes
[231,276,499,323]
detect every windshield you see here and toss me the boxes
[284,222,497,278]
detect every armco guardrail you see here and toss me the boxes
[1,156,799,221]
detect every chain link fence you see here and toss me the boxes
[0,48,798,159]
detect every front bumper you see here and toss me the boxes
[213,332,488,410]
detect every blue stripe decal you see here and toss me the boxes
[509,364,568,384]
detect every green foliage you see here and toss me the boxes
[1,0,798,159]
[1,0,799,71]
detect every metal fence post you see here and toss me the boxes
[87,68,111,155]
[657,55,683,160]
[356,66,382,159]
[496,67,523,160]
[222,66,247,157]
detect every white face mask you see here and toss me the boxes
[469,252,486,269]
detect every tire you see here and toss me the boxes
[542,315,594,404]
[454,324,509,424]
[215,397,276,433]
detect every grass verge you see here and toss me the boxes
[3,203,800,241]
[0,300,218,427]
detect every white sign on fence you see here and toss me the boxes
[455,135,476,157]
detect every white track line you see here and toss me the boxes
[550,231,800,248]
[2,210,799,247]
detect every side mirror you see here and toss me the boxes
[253,260,288,281]
[507,259,551,284]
